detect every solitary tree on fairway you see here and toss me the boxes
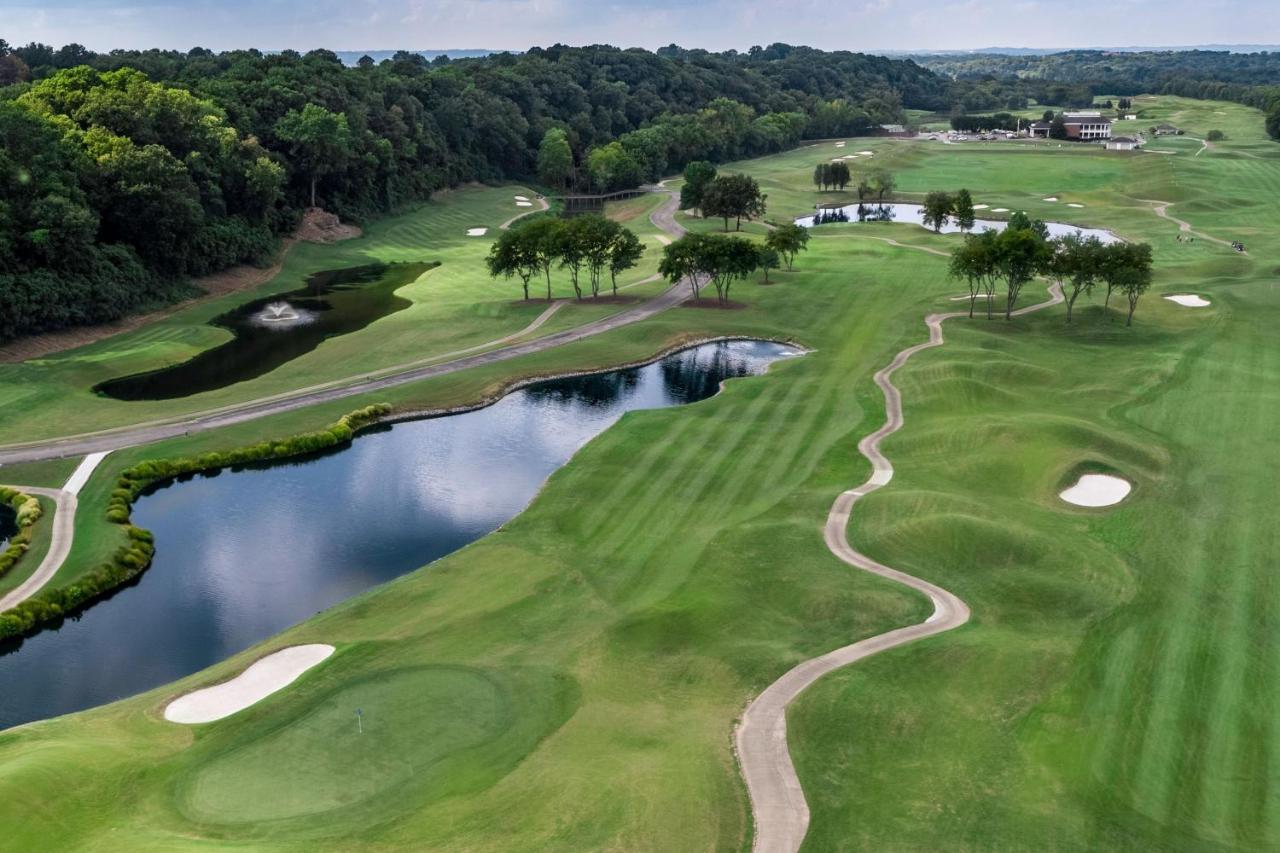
[274,103,351,208]
[922,191,953,232]
[953,188,976,232]
[765,222,811,271]
[758,247,780,283]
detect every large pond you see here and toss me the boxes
[796,202,1119,243]
[94,262,433,401]
[0,340,799,730]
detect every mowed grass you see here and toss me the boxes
[0,94,1278,850]
[0,185,657,442]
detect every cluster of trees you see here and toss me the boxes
[677,164,768,231]
[921,189,977,232]
[813,161,853,190]
[949,214,1154,326]
[658,223,810,302]
[486,215,644,300]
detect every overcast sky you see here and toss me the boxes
[3,0,1277,54]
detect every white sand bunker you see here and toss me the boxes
[835,141,846,148]
[164,644,335,724]
[515,201,533,207]
[949,293,996,301]
[859,150,874,155]
[992,207,1010,213]
[1060,474,1131,507]
[1043,197,1059,202]
[514,195,530,201]
[1165,293,1211,307]
[1067,203,1085,208]
[972,204,989,210]
[466,227,488,236]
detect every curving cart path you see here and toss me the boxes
[1141,199,1245,253]
[0,453,107,612]
[736,281,1064,853]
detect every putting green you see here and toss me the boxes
[178,664,577,829]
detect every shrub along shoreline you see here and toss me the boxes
[0,404,391,641]
[0,486,43,582]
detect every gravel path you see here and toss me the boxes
[736,281,1065,853]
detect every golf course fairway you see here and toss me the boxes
[0,94,1276,851]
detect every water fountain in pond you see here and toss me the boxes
[252,301,314,328]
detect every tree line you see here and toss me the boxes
[658,223,811,303]
[949,213,1154,326]
[812,162,897,199]
[486,215,645,300]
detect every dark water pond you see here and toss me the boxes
[796,202,1119,243]
[0,506,14,550]
[0,340,799,730]
[94,262,433,401]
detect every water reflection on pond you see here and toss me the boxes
[796,202,1119,242]
[94,262,434,401]
[0,339,800,730]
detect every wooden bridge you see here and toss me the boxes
[547,188,649,215]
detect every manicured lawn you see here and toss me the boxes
[1,94,1278,850]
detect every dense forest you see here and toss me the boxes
[0,39,1003,342]
[1,39,1278,343]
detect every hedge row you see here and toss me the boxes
[0,403,393,641]
[0,486,42,580]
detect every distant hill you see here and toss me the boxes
[887,45,1280,56]
[332,49,497,66]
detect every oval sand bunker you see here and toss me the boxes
[1060,474,1131,507]
[1165,294,1211,307]
[165,644,334,724]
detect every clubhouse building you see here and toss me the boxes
[1028,111,1114,141]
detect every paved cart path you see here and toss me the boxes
[736,282,1065,853]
